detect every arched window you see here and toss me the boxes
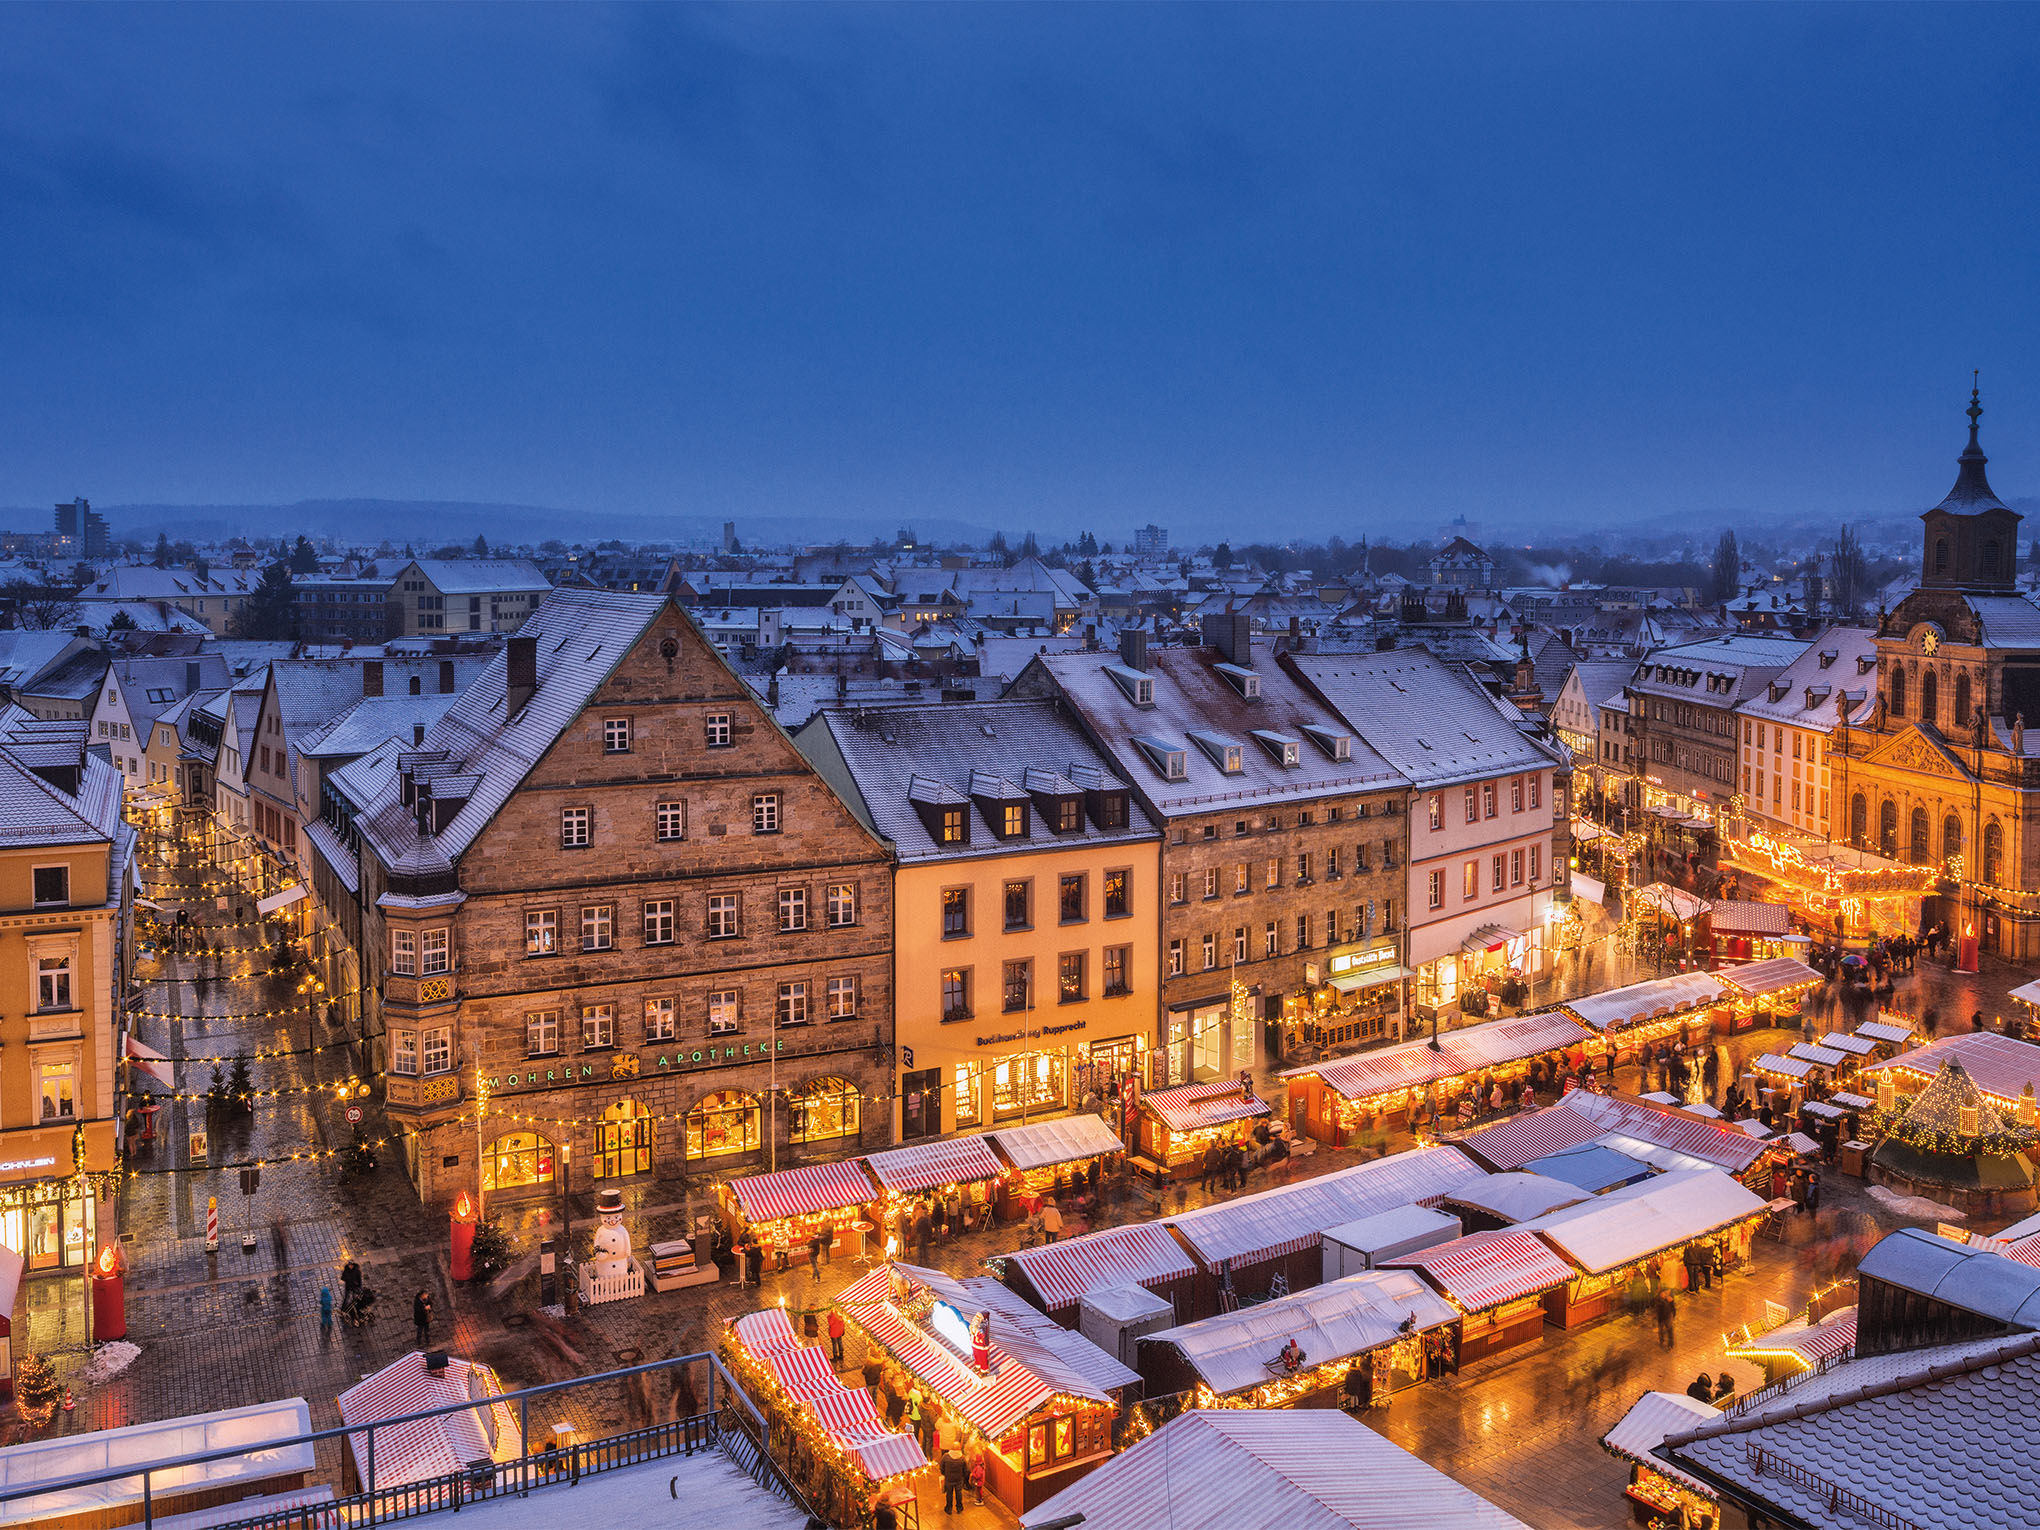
[685,1090,760,1160]
[597,1098,653,1177]
[1934,538,1950,575]
[1890,667,1907,718]
[790,1076,861,1144]
[1921,670,1938,727]
[482,1131,555,1192]
[1983,541,2000,578]
[1944,814,1963,865]
[1908,807,1929,864]
[1850,793,1867,846]
[1955,672,1972,730]
[1984,820,2004,886]
[1878,799,1898,859]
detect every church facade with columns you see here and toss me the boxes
[1831,389,2040,959]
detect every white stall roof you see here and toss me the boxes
[1600,1391,1718,1495]
[0,1398,314,1527]
[1323,1204,1462,1257]
[1522,1169,1766,1275]
[1560,971,1727,1032]
[1443,1172,1589,1224]
[988,1115,1125,1172]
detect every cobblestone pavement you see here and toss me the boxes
[9,825,2038,1528]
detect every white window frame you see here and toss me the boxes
[561,806,591,848]
[526,1011,559,1057]
[656,800,686,842]
[392,1029,418,1074]
[644,899,676,945]
[581,1003,614,1049]
[420,927,450,976]
[753,793,781,834]
[708,989,740,1035]
[603,717,632,753]
[644,996,676,1041]
[421,1025,453,1076]
[826,882,856,927]
[525,909,557,956]
[391,928,417,974]
[581,904,613,952]
[705,712,732,748]
[777,980,810,1027]
[826,975,858,1019]
[779,886,808,933]
[35,953,73,1013]
[706,893,738,939]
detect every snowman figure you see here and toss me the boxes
[591,1187,635,1281]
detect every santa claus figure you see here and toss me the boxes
[970,1310,991,1375]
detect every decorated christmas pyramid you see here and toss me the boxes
[1873,1056,2037,1191]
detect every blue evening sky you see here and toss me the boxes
[3,3,2038,543]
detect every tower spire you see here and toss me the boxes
[1936,374,2005,512]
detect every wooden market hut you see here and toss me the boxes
[1454,1090,1772,1187]
[1162,1145,1485,1316]
[1516,1168,1769,1326]
[835,1263,1121,1515]
[1281,1011,1590,1145]
[1713,956,1821,1027]
[1000,1222,1197,1329]
[865,1135,1008,1243]
[1132,1269,1456,1412]
[718,1158,880,1260]
[1556,970,1730,1057]
[1132,1080,1270,1173]
[986,1115,1126,1220]
[1385,1228,1580,1364]
[1599,1391,1722,1528]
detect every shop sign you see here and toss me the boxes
[1328,943,1399,979]
[974,1019,1087,1048]
[489,1039,789,1092]
[0,1155,57,1177]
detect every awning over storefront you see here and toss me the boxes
[1521,1168,1766,1275]
[255,884,307,915]
[1327,964,1413,994]
[1141,1081,1270,1134]
[1601,1392,1719,1496]
[1285,1011,1590,1105]
[1717,957,1821,1000]
[1460,923,1521,955]
[125,1034,174,1089]
[1387,1229,1578,1312]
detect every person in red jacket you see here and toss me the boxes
[827,1306,846,1366]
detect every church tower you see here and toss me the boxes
[1919,382,2021,592]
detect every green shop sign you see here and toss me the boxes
[490,1039,787,1092]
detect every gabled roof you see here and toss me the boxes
[0,705,128,856]
[298,694,461,760]
[1286,648,1562,789]
[397,558,552,595]
[345,589,670,868]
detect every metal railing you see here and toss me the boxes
[0,1350,795,1530]
[1744,1444,1922,1530]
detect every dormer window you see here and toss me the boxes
[1213,662,1260,700]
[908,773,971,846]
[1302,724,1352,761]
[939,808,966,843]
[1133,735,1188,782]
[1818,650,1837,669]
[1251,729,1302,767]
[969,768,1030,839]
[1106,665,1154,707]
[1188,730,1245,775]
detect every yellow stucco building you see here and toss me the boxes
[800,701,1161,1140]
[0,711,135,1275]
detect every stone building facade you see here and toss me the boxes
[320,588,894,1206]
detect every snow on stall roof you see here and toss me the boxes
[1520,1168,1765,1275]
[1865,1031,2040,1105]
[1600,1391,1718,1495]
[1020,1409,1535,1530]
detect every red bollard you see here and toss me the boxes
[450,1190,476,1281]
[92,1244,127,1342]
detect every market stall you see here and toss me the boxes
[1439,1172,1587,1232]
[338,1351,522,1495]
[1519,1167,1768,1327]
[1162,1145,1485,1315]
[1457,1091,1770,1183]
[1863,1031,2040,1114]
[1705,899,1803,965]
[1558,971,1730,1054]
[1133,1079,1270,1172]
[1386,1228,1578,1364]
[1787,1041,1852,1083]
[835,1263,1119,1515]
[722,1306,930,1524]
[1723,1304,1858,1387]
[1521,1143,1657,1195]
[1600,1391,1722,1528]
[866,1135,1007,1246]
[1132,1268,1456,1411]
[987,1115,1125,1219]
[1281,1011,1590,1145]
[1854,1017,1914,1059]
[718,1158,879,1262]
[998,1222,1196,1326]
[1715,956,1821,1029]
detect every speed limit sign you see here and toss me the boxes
[345,1105,363,1124]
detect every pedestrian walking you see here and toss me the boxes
[1040,1198,1063,1243]
[1654,1293,1677,1349]
[1974,1010,1988,1033]
[1201,1141,1221,1191]
[807,1228,825,1278]
[1807,1169,1822,1214]
[828,1307,847,1366]
[319,1286,334,1336]
[1924,1008,1941,1039]
[413,1289,433,1348]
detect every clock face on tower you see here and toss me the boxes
[1917,626,1941,656]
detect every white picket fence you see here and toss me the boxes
[578,1258,646,1306]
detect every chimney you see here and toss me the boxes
[506,634,537,717]
[1199,612,1252,666]
[836,671,848,700]
[767,672,780,707]
[185,660,202,693]
[412,724,426,746]
[1118,627,1148,672]
[363,660,384,698]
[438,659,455,694]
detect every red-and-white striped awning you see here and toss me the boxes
[730,1307,800,1354]
[836,1265,1090,1436]
[1385,1230,1576,1312]
[1454,1103,1607,1171]
[729,1312,930,1483]
[864,1136,1005,1194]
[1140,1081,1270,1133]
[1003,1223,1195,1312]
[767,1343,843,1401]
[726,1159,876,1225]
[1728,1307,1857,1367]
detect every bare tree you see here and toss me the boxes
[2,580,82,630]
[1831,524,1868,617]
[1710,530,1739,605]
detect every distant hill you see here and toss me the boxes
[0,499,1002,552]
